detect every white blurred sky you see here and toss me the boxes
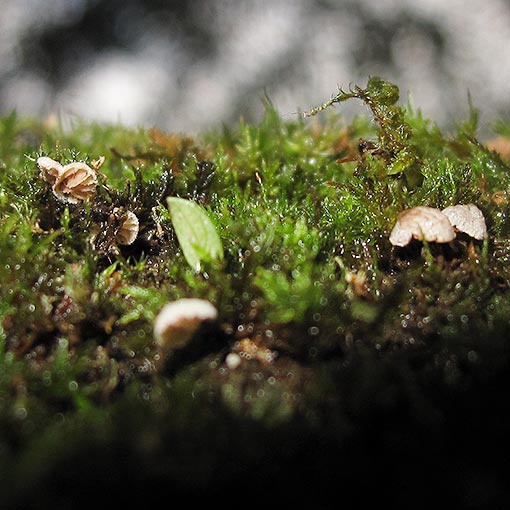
[1,0,509,133]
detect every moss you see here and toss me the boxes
[1,78,510,506]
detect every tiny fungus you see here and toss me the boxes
[389,206,456,247]
[37,157,98,203]
[53,162,97,203]
[114,208,139,245]
[441,204,487,240]
[153,298,218,351]
[37,156,63,184]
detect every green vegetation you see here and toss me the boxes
[1,78,510,507]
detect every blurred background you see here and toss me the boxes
[1,0,509,134]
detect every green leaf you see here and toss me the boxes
[167,197,223,271]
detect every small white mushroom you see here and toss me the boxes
[37,156,63,184]
[114,209,139,245]
[53,162,97,203]
[441,204,487,240]
[153,298,218,351]
[389,206,456,247]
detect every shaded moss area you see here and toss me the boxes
[1,79,510,507]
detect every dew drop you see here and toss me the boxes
[225,353,241,370]
[15,407,27,420]
[468,350,478,363]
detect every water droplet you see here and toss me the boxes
[54,412,65,424]
[15,407,27,420]
[225,352,241,370]
[42,370,52,386]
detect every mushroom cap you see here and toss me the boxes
[153,298,218,351]
[115,209,139,245]
[53,162,97,203]
[389,206,456,247]
[441,204,487,240]
[37,156,63,184]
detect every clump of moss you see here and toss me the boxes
[2,79,510,506]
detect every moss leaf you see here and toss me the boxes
[167,196,223,271]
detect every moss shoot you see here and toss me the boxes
[1,78,510,507]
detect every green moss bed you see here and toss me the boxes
[2,78,510,507]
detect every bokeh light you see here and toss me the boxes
[1,0,509,132]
